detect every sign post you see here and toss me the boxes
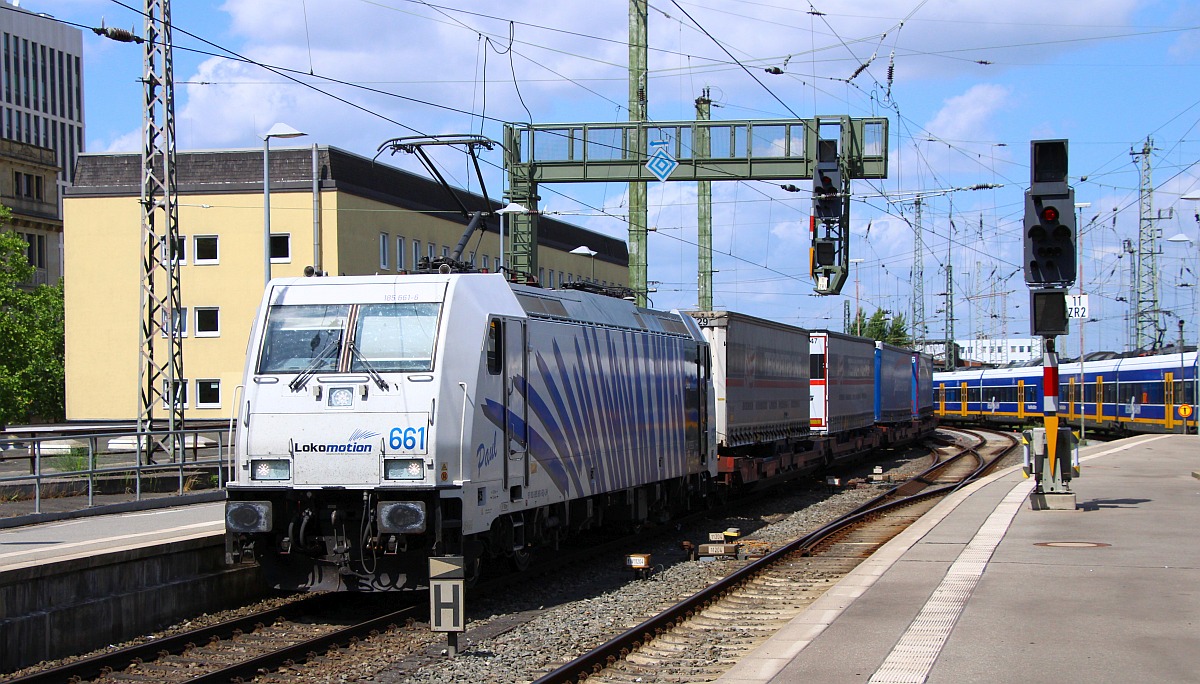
[429,556,465,656]
[1024,140,1078,510]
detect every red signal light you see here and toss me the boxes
[1041,206,1059,222]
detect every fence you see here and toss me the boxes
[0,427,233,515]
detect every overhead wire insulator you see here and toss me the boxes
[93,26,144,44]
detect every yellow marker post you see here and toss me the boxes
[1045,413,1059,481]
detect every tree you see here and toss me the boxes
[850,307,912,347]
[0,215,65,424]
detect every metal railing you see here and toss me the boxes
[0,427,233,515]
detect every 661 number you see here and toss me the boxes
[389,426,427,451]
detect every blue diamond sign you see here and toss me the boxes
[645,141,678,182]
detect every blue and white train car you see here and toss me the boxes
[935,350,1197,434]
[225,274,716,590]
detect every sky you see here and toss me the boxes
[27,0,1200,359]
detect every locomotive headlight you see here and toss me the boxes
[250,459,291,481]
[377,501,426,533]
[384,458,425,480]
[226,501,272,533]
[328,386,354,408]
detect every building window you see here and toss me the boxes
[396,236,405,270]
[412,239,421,269]
[195,307,219,337]
[162,307,187,337]
[162,379,188,408]
[428,243,436,262]
[196,379,220,408]
[379,232,389,270]
[269,233,290,262]
[481,254,489,270]
[194,235,218,264]
[161,234,186,265]
[494,256,501,273]
[21,232,46,268]
[442,245,449,259]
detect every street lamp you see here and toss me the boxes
[1075,201,1090,442]
[570,245,597,282]
[262,123,307,288]
[1168,226,1197,430]
[495,202,529,275]
[849,258,864,335]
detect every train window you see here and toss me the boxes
[944,385,958,402]
[352,303,441,372]
[1025,385,1037,403]
[1103,382,1117,403]
[258,304,349,373]
[1141,382,1164,405]
[486,319,502,375]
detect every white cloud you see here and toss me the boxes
[924,84,1012,144]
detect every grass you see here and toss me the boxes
[49,446,93,475]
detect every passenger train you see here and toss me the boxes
[934,351,1197,434]
[225,271,936,591]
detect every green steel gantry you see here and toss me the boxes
[503,115,888,304]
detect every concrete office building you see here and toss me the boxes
[0,2,84,287]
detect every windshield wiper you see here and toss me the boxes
[288,335,342,392]
[348,341,390,391]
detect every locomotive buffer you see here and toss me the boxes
[1023,139,1080,510]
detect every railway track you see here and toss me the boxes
[9,434,967,683]
[532,428,1018,684]
[6,594,432,684]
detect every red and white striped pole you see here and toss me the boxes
[1042,338,1059,484]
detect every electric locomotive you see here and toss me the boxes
[225,273,716,590]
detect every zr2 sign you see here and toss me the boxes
[1066,294,1089,320]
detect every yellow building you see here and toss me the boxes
[63,145,628,422]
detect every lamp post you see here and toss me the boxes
[495,202,529,276]
[849,258,864,335]
[1075,201,1090,442]
[1168,224,1196,430]
[262,123,307,288]
[570,245,597,282]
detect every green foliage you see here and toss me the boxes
[0,218,65,424]
[51,445,92,474]
[850,307,912,347]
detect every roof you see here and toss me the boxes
[66,145,628,265]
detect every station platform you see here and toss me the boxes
[719,433,1200,683]
[0,499,223,574]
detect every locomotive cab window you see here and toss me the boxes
[257,302,441,374]
[486,318,502,374]
[258,304,349,373]
[352,303,441,372]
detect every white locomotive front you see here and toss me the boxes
[226,273,715,590]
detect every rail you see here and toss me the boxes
[533,428,1018,684]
